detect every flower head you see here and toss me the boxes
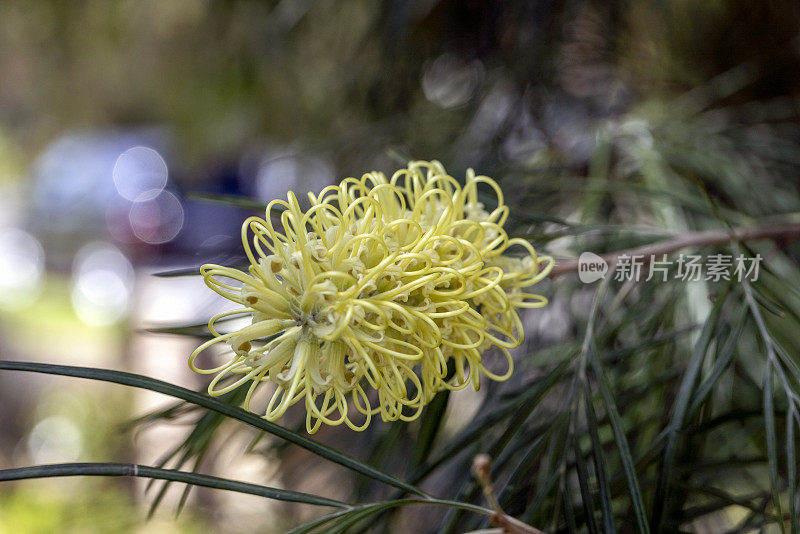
[190,160,552,433]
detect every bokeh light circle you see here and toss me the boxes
[0,227,45,310]
[128,190,185,244]
[71,242,134,327]
[112,146,168,202]
[28,416,83,465]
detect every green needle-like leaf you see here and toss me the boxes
[187,192,269,210]
[651,284,730,532]
[288,499,491,534]
[412,389,450,469]
[787,403,798,534]
[0,463,346,508]
[0,360,427,498]
[582,383,616,534]
[590,354,651,534]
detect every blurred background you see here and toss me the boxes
[1,1,800,532]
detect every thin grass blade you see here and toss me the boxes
[0,463,346,508]
[0,360,426,497]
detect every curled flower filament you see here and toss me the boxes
[190,160,552,433]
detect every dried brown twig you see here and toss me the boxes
[471,454,546,534]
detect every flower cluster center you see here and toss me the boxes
[190,161,552,433]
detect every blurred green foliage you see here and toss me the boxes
[0,482,203,534]
[3,0,795,173]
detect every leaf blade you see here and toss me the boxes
[0,360,426,498]
[0,462,346,508]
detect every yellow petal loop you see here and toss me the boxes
[191,160,551,433]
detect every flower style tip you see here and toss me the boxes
[190,160,553,433]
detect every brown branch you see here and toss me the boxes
[472,454,546,534]
[548,223,800,277]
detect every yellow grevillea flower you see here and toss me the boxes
[190,160,553,433]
